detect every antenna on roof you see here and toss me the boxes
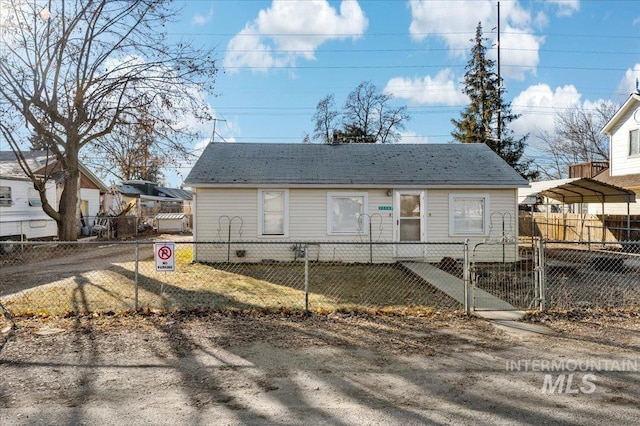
[210,118,227,144]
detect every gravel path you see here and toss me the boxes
[0,310,638,425]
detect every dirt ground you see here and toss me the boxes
[0,310,639,425]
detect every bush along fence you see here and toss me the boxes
[0,239,639,316]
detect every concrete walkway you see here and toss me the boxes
[401,262,514,310]
[474,310,555,337]
[401,262,554,337]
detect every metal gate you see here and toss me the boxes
[471,240,544,311]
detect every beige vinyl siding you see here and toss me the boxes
[426,189,518,242]
[289,188,393,241]
[192,187,519,263]
[194,188,258,241]
[425,189,519,262]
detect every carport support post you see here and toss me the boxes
[134,241,139,311]
[463,239,471,315]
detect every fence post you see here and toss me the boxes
[304,247,309,313]
[134,241,139,311]
[463,239,471,315]
[537,238,546,312]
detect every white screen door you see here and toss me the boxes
[394,191,425,258]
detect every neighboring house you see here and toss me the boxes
[184,143,530,263]
[0,152,58,247]
[109,180,193,229]
[0,151,108,241]
[594,92,640,215]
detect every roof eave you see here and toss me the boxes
[186,182,529,189]
[601,93,640,134]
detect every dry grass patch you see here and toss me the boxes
[3,245,457,315]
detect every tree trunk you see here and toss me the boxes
[58,149,80,241]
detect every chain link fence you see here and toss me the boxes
[0,240,463,316]
[1,238,639,316]
[544,241,640,310]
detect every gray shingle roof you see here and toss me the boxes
[184,143,529,187]
[156,187,193,200]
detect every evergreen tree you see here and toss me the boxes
[452,23,538,180]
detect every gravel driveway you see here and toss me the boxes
[0,310,638,425]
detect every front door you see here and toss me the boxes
[394,190,425,258]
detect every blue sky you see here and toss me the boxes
[164,0,639,187]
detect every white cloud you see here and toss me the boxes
[397,131,430,144]
[546,0,580,17]
[223,0,368,73]
[408,0,494,55]
[384,69,467,106]
[500,25,543,80]
[408,0,543,80]
[510,84,582,150]
[192,4,214,26]
[617,63,640,96]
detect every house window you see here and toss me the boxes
[327,192,367,235]
[630,129,640,156]
[28,188,42,207]
[258,189,288,237]
[449,194,489,236]
[0,186,11,206]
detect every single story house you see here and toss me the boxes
[0,150,108,241]
[108,180,193,229]
[184,142,530,263]
[0,152,58,246]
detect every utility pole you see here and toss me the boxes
[210,118,227,144]
[496,1,502,145]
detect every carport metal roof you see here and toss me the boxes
[536,177,636,240]
[538,178,636,204]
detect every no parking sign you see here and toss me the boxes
[155,242,175,272]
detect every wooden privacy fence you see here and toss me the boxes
[519,213,640,242]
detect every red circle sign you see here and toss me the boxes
[157,245,172,260]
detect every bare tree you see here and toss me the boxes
[0,0,217,240]
[536,100,618,179]
[312,95,339,144]
[83,109,180,184]
[311,81,409,144]
[341,81,409,143]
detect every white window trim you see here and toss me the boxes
[257,189,289,238]
[326,192,369,236]
[448,193,490,236]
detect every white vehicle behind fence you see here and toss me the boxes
[0,177,58,254]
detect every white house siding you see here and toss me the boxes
[0,178,57,240]
[80,188,101,220]
[609,106,640,177]
[583,196,640,215]
[193,187,519,264]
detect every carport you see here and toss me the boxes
[536,178,636,240]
